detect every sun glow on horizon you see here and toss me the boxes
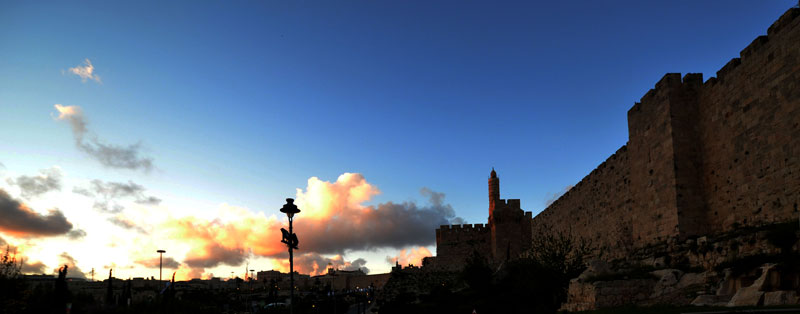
[1,168,446,280]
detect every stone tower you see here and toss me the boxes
[488,169,533,262]
[434,170,534,269]
[489,168,500,213]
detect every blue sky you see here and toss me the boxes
[0,1,796,277]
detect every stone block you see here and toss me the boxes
[677,272,708,289]
[726,264,776,307]
[651,269,683,298]
[728,290,764,307]
[577,260,612,282]
[692,294,729,307]
[764,291,798,306]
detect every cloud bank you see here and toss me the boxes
[0,189,73,237]
[22,260,47,274]
[292,174,463,253]
[54,104,154,172]
[164,173,462,275]
[67,58,101,83]
[289,253,370,275]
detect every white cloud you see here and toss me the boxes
[67,59,101,84]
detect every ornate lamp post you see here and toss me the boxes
[157,250,166,281]
[280,198,300,314]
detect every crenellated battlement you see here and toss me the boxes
[739,36,768,60]
[628,73,703,116]
[707,6,799,85]
[436,223,488,235]
[435,221,492,270]
[532,3,800,259]
[767,6,800,36]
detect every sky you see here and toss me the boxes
[0,1,796,280]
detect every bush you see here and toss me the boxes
[492,231,592,313]
[461,250,492,292]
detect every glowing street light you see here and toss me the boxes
[157,250,166,281]
[280,198,300,314]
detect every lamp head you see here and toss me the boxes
[157,250,166,253]
[280,198,301,218]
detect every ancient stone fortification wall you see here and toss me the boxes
[435,224,490,269]
[531,146,633,259]
[531,7,800,257]
[628,73,707,245]
[697,8,800,233]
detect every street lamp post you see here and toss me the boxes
[157,250,166,281]
[280,198,300,314]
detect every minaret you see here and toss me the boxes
[489,168,501,260]
[489,168,500,213]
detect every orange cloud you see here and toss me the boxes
[163,208,283,269]
[291,173,461,254]
[0,241,45,274]
[163,173,460,276]
[174,264,205,281]
[272,253,369,276]
[388,246,432,267]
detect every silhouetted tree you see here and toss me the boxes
[0,246,25,313]
[121,279,132,307]
[54,264,71,313]
[106,269,114,306]
[526,230,591,279]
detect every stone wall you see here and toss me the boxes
[491,199,533,262]
[531,6,800,257]
[561,279,656,312]
[697,7,800,234]
[435,224,491,270]
[530,146,633,259]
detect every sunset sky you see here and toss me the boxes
[0,1,795,280]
